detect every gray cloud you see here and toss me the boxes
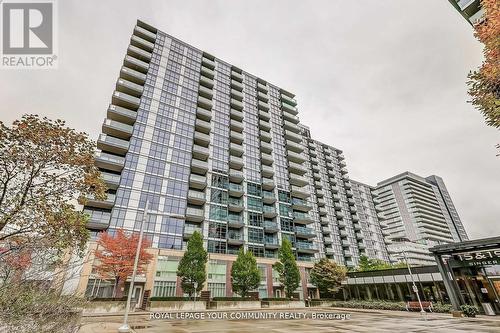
[0,0,498,239]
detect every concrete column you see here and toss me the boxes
[433,254,462,311]
[266,264,274,297]
[226,260,233,297]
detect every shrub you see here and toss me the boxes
[433,303,452,313]
[330,300,406,311]
[261,298,291,301]
[460,304,479,317]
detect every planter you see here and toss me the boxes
[263,300,305,308]
[208,300,261,310]
[451,310,463,318]
[83,300,128,314]
[149,300,206,311]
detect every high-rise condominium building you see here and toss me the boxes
[75,20,466,300]
[371,172,468,265]
[447,0,484,25]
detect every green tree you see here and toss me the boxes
[273,238,300,298]
[309,258,347,298]
[357,255,405,271]
[231,248,261,297]
[177,231,207,297]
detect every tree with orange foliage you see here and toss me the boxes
[94,229,153,298]
[467,0,499,133]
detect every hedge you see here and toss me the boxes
[212,297,258,301]
[261,298,297,301]
[329,300,452,313]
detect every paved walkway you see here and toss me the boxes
[79,307,500,333]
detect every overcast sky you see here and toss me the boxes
[0,0,498,239]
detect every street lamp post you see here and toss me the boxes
[402,249,426,317]
[118,201,149,333]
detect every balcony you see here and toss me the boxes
[112,91,140,110]
[189,174,207,190]
[338,219,347,228]
[95,152,125,172]
[261,165,274,177]
[230,130,243,144]
[185,207,204,223]
[228,183,244,197]
[352,214,359,222]
[202,56,215,70]
[283,119,300,133]
[290,185,309,199]
[341,239,350,247]
[107,105,137,125]
[133,25,156,43]
[281,94,297,107]
[346,190,354,198]
[187,189,206,205]
[284,130,302,143]
[192,144,209,161]
[263,205,277,218]
[86,214,110,230]
[260,141,273,154]
[340,230,348,238]
[322,226,331,234]
[357,242,366,250]
[323,237,332,245]
[194,131,210,147]
[261,152,273,166]
[201,66,215,79]
[355,232,363,240]
[231,98,243,111]
[264,221,279,233]
[336,211,345,219]
[257,90,269,101]
[97,134,129,155]
[200,75,214,89]
[292,198,311,212]
[131,34,154,53]
[229,169,244,183]
[124,55,148,74]
[194,107,211,121]
[198,85,213,100]
[258,100,270,111]
[231,89,243,101]
[85,193,115,209]
[289,173,308,187]
[256,108,271,121]
[257,81,268,93]
[288,161,307,175]
[295,226,315,238]
[227,232,244,245]
[228,197,244,212]
[231,71,243,82]
[198,96,213,111]
[285,140,303,153]
[101,172,120,190]
[286,151,306,164]
[229,142,244,156]
[191,158,208,175]
[282,111,299,124]
[231,79,243,91]
[314,181,322,189]
[318,207,327,216]
[230,108,244,121]
[281,102,298,115]
[293,212,314,225]
[353,223,361,231]
[229,155,244,170]
[102,119,133,139]
[316,190,325,198]
[262,178,275,190]
[194,118,211,134]
[183,226,203,239]
[325,247,335,255]
[320,217,329,225]
[344,250,352,258]
[259,120,271,132]
[295,242,318,254]
[259,130,272,143]
[262,191,276,204]
[127,44,151,62]
[230,119,244,133]
[265,238,280,249]
[317,197,326,207]
[228,214,244,228]
[120,66,146,85]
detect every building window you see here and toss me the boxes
[207,240,226,254]
[248,245,265,257]
[247,182,262,196]
[153,281,176,298]
[248,227,264,243]
[248,212,263,227]
[248,197,263,212]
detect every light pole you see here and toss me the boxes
[401,249,426,317]
[118,201,149,333]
